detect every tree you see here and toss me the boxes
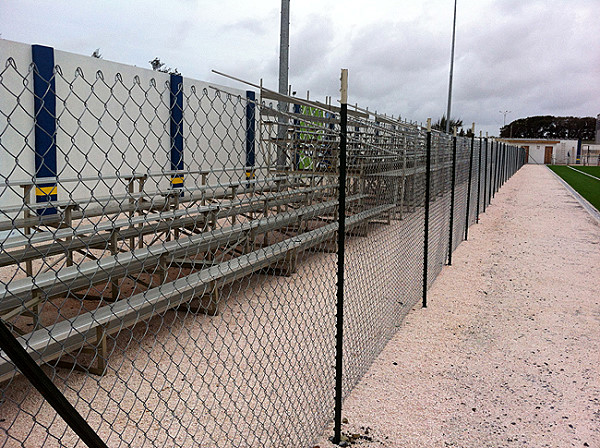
[91,48,102,59]
[432,115,468,135]
[149,57,180,75]
[500,116,595,140]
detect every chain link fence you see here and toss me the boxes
[0,42,524,448]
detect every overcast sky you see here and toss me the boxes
[2,0,599,135]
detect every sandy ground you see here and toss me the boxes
[316,164,600,448]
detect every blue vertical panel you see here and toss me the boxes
[32,44,57,215]
[245,90,256,181]
[170,74,184,189]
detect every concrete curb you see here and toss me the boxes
[547,166,600,223]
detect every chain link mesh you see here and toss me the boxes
[0,47,524,447]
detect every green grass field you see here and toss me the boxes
[568,165,600,177]
[548,165,600,211]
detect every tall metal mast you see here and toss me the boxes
[277,0,290,168]
[445,0,458,134]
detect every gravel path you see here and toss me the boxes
[317,164,600,448]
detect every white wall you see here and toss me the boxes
[0,40,36,214]
[526,145,546,164]
[505,140,578,165]
[554,140,578,165]
[0,39,251,215]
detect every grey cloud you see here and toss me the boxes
[436,0,600,134]
[220,18,269,36]
[348,21,447,73]
[3,0,598,138]
[289,14,335,80]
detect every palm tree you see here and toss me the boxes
[432,115,463,133]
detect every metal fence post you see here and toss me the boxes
[503,144,508,184]
[513,147,516,174]
[512,147,515,176]
[497,142,502,191]
[501,143,504,185]
[476,132,482,223]
[422,119,432,308]
[276,0,290,169]
[487,139,493,206]
[333,68,349,446]
[483,137,488,212]
[493,141,499,198]
[0,319,109,448]
[447,130,457,265]
[464,126,475,240]
[505,145,509,181]
[500,143,504,186]
[500,143,506,187]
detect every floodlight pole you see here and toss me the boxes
[445,0,458,134]
[500,110,511,128]
[277,0,290,169]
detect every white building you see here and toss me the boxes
[498,138,580,165]
[581,143,600,166]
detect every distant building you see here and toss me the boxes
[581,143,600,166]
[498,138,581,165]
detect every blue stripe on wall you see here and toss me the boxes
[32,44,57,215]
[170,74,184,189]
[245,91,256,180]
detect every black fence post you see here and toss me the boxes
[333,69,348,446]
[483,138,488,212]
[510,146,519,177]
[422,119,432,308]
[0,319,109,448]
[513,147,516,175]
[504,144,508,184]
[464,128,475,241]
[506,145,509,180]
[487,140,493,206]
[499,143,504,188]
[493,141,499,199]
[500,143,506,188]
[476,133,482,223]
[501,144,505,186]
[497,143,501,190]
[491,141,494,202]
[447,131,457,265]
[502,143,506,186]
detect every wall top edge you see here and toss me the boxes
[1,39,246,96]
